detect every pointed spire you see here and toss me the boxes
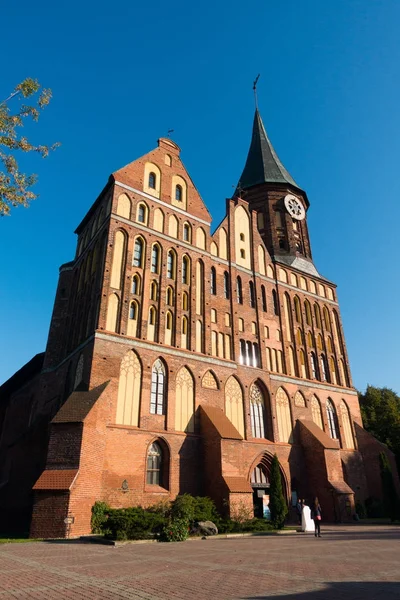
[237,109,299,192]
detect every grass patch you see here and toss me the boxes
[0,534,41,544]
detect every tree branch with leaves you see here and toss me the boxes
[0,78,59,216]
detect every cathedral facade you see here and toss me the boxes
[1,109,398,538]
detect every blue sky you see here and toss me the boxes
[1,0,400,393]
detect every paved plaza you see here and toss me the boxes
[0,525,399,599]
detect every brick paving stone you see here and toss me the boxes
[0,526,400,599]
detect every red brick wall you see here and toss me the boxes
[30,492,69,539]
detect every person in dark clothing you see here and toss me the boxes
[311,497,322,537]
[295,499,303,525]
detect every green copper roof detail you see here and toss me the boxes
[237,109,299,191]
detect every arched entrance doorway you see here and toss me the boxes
[250,453,289,519]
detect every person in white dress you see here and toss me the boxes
[301,502,315,532]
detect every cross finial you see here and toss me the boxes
[253,74,260,109]
[234,181,244,199]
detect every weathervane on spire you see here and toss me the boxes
[253,74,260,109]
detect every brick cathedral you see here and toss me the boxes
[1,108,398,538]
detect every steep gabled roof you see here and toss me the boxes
[237,109,299,191]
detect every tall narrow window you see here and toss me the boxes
[181,316,188,349]
[166,286,174,306]
[326,399,339,440]
[129,301,137,320]
[133,238,144,268]
[132,274,140,295]
[252,343,259,367]
[148,172,156,189]
[150,280,158,301]
[236,276,243,304]
[294,296,301,322]
[314,304,322,329]
[148,306,156,325]
[320,353,329,382]
[167,250,175,279]
[150,360,166,415]
[239,339,246,364]
[182,256,190,284]
[323,306,331,332]
[165,311,173,345]
[310,351,318,379]
[305,300,312,326]
[249,281,255,308]
[224,272,230,299]
[272,289,279,315]
[151,244,160,273]
[261,285,267,312]
[182,291,188,310]
[146,442,162,485]
[211,267,217,295]
[250,383,265,438]
[137,203,146,224]
[175,185,183,201]
[183,223,191,242]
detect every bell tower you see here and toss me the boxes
[236,109,319,277]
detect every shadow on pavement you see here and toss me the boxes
[243,581,400,600]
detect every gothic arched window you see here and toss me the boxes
[133,237,144,268]
[250,383,265,439]
[146,442,162,485]
[148,172,156,189]
[310,351,318,379]
[210,267,217,295]
[151,244,160,273]
[249,281,255,308]
[166,286,174,306]
[326,399,339,440]
[150,280,158,301]
[183,223,191,242]
[236,276,243,304]
[272,289,279,315]
[182,255,190,285]
[150,360,166,415]
[167,250,176,279]
[175,184,183,201]
[224,272,230,299]
[261,285,267,312]
[132,273,140,295]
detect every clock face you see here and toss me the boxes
[284,194,305,221]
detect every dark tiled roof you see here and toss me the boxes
[299,419,339,449]
[200,405,243,440]
[224,476,253,493]
[237,109,299,191]
[33,469,78,490]
[0,353,44,402]
[52,382,109,423]
[328,480,354,495]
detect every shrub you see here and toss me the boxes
[192,496,218,523]
[105,507,166,540]
[268,454,288,529]
[91,501,111,534]
[171,494,195,522]
[160,518,190,542]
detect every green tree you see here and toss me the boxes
[0,78,59,216]
[379,452,400,522]
[359,386,400,470]
[268,454,288,529]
